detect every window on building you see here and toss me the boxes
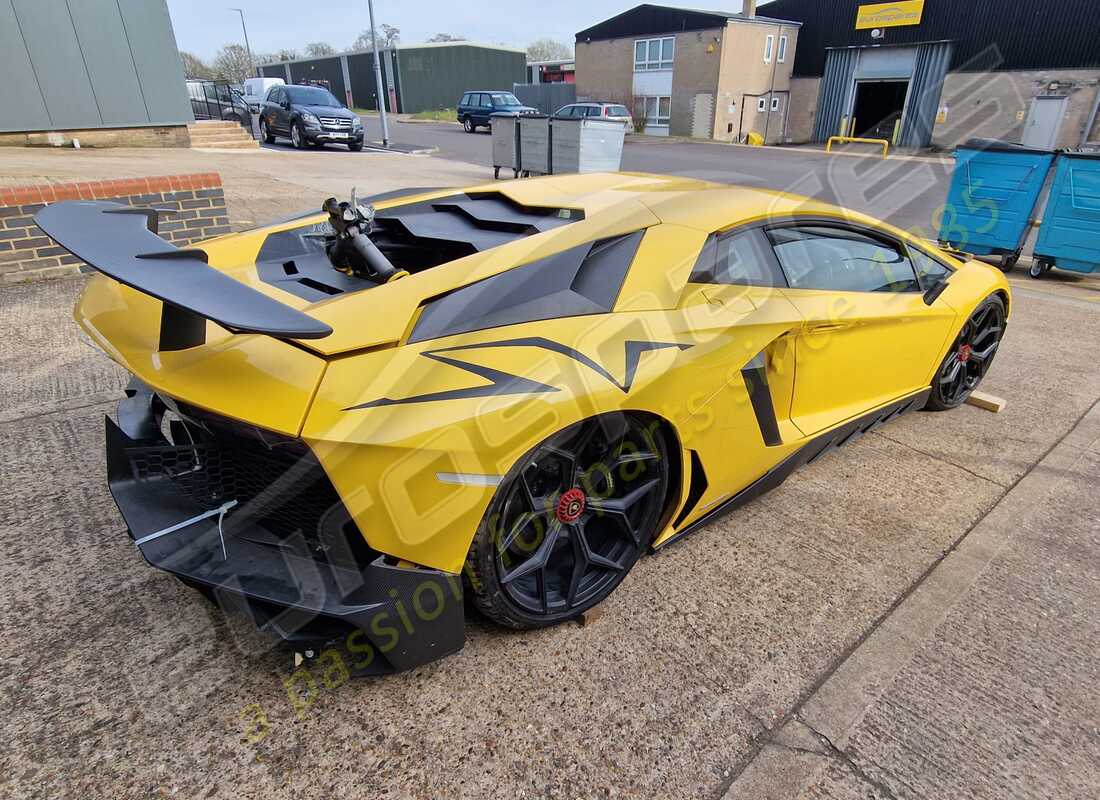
[766,226,921,293]
[633,95,671,127]
[764,34,775,63]
[777,35,788,63]
[771,96,781,111]
[757,97,767,112]
[634,37,674,71]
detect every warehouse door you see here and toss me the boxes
[1022,96,1067,150]
[851,80,909,141]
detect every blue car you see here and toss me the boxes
[457,91,537,133]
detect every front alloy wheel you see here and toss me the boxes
[926,295,1005,410]
[291,123,306,149]
[466,413,671,628]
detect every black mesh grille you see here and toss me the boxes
[125,403,367,563]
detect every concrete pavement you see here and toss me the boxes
[0,145,1098,799]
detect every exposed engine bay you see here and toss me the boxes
[255,190,585,302]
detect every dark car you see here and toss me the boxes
[260,85,364,151]
[186,80,251,129]
[457,91,538,133]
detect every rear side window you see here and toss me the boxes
[767,225,920,293]
[689,230,784,287]
[460,93,471,106]
[607,105,630,116]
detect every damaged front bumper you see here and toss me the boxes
[105,380,465,674]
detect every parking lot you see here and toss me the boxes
[1,141,1098,799]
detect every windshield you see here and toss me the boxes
[286,86,342,107]
[491,93,523,107]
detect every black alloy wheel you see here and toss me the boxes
[466,413,671,628]
[926,295,1006,410]
[463,117,475,133]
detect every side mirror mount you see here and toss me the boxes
[923,277,948,306]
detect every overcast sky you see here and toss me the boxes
[165,0,766,60]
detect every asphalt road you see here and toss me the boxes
[358,116,955,238]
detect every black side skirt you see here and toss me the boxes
[657,389,930,549]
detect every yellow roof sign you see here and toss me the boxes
[855,0,925,30]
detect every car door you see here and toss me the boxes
[266,88,284,133]
[476,93,493,125]
[675,227,805,499]
[766,222,958,435]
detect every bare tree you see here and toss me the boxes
[526,38,572,61]
[352,24,399,51]
[304,42,336,57]
[180,51,215,80]
[427,33,466,42]
[256,48,300,64]
[212,43,253,83]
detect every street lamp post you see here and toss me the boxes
[229,8,255,78]
[366,0,390,147]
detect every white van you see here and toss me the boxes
[242,77,285,112]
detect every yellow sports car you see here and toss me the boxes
[39,173,1009,674]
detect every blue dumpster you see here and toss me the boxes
[938,138,1054,270]
[1031,151,1100,278]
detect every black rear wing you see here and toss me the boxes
[35,201,333,351]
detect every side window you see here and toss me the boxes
[689,230,784,287]
[479,93,492,108]
[767,226,920,293]
[586,106,601,117]
[910,247,952,285]
[460,93,470,106]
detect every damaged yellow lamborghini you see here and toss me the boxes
[38,172,1010,673]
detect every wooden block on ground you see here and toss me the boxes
[577,605,605,627]
[966,391,1007,413]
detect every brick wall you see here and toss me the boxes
[0,126,190,149]
[0,173,229,285]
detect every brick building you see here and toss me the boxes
[762,0,1100,149]
[574,3,801,142]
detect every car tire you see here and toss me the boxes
[349,142,363,152]
[464,412,672,629]
[260,118,275,144]
[291,122,307,150]
[924,294,1006,411]
[462,117,475,134]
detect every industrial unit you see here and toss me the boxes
[574,2,801,142]
[258,42,527,114]
[0,0,193,147]
[763,0,1100,149]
